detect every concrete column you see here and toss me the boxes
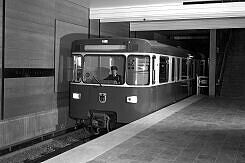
[209,29,216,96]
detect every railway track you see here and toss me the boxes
[0,126,112,163]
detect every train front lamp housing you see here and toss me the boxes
[72,93,81,100]
[126,96,138,104]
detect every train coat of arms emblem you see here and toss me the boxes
[99,93,107,103]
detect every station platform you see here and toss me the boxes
[44,95,245,163]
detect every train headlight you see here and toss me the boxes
[126,96,137,104]
[72,93,81,100]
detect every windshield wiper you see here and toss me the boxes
[93,76,103,87]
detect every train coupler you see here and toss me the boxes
[88,110,117,133]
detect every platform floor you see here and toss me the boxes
[45,96,245,163]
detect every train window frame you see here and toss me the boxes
[179,58,183,81]
[82,54,126,85]
[126,55,150,86]
[188,59,194,79]
[193,59,196,78]
[176,58,180,81]
[159,56,169,84]
[72,54,83,83]
[152,55,156,85]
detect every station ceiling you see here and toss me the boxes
[88,1,242,57]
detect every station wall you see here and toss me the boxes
[100,22,130,37]
[0,0,2,121]
[0,0,130,149]
[90,20,130,38]
[0,0,89,148]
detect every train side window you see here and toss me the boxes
[72,55,83,82]
[127,55,150,85]
[159,56,169,83]
[177,58,180,81]
[200,60,206,76]
[193,60,196,78]
[181,58,187,80]
[172,57,175,82]
[188,59,193,79]
[152,56,156,84]
[196,60,200,76]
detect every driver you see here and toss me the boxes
[104,66,122,84]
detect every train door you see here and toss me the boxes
[158,56,172,108]
[170,57,178,102]
[181,58,191,96]
[181,58,188,80]
[176,58,186,100]
[187,58,194,95]
[152,55,157,111]
[192,59,197,94]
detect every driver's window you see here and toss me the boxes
[83,55,125,85]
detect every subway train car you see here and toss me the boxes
[69,38,200,130]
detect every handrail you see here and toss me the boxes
[197,76,208,95]
[217,30,232,86]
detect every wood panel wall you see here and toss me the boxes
[90,20,130,38]
[4,0,55,118]
[89,19,100,38]
[100,22,130,37]
[55,0,88,26]
[0,0,2,120]
[5,0,55,68]
[0,0,89,148]
[0,109,58,147]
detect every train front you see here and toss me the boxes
[69,38,154,130]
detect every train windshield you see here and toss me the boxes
[83,54,125,85]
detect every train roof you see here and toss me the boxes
[72,38,191,58]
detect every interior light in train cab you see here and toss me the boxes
[84,45,126,51]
